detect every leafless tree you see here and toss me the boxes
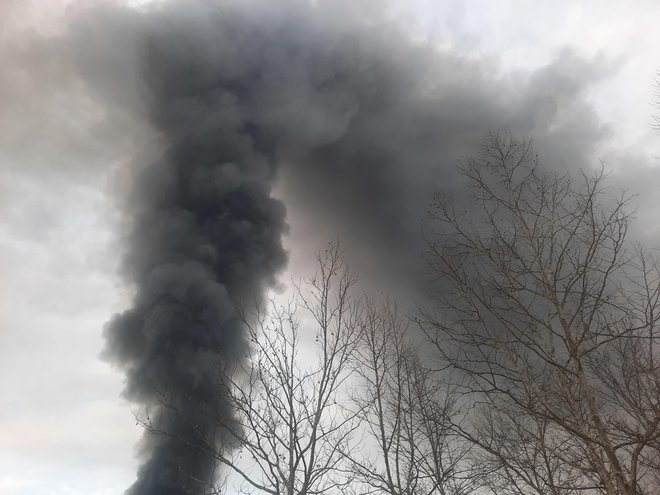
[214,244,365,495]
[420,133,660,495]
[349,299,476,495]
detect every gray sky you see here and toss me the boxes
[1,1,660,494]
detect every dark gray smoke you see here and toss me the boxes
[61,0,616,493]
[278,46,610,307]
[93,3,300,493]
[81,1,374,493]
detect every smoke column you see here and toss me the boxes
[66,0,611,492]
[101,17,291,495]
[96,1,361,493]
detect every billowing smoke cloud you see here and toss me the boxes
[56,0,617,493]
[277,36,611,307]
[72,1,377,493]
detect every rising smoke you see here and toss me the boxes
[56,0,615,493]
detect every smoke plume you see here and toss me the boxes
[59,0,615,493]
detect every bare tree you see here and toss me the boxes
[420,133,660,495]
[214,244,365,495]
[350,299,475,495]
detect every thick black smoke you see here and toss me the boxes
[62,0,615,493]
[83,1,378,493]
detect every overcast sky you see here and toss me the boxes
[1,1,660,494]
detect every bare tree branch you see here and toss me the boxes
[420,133,660,495]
